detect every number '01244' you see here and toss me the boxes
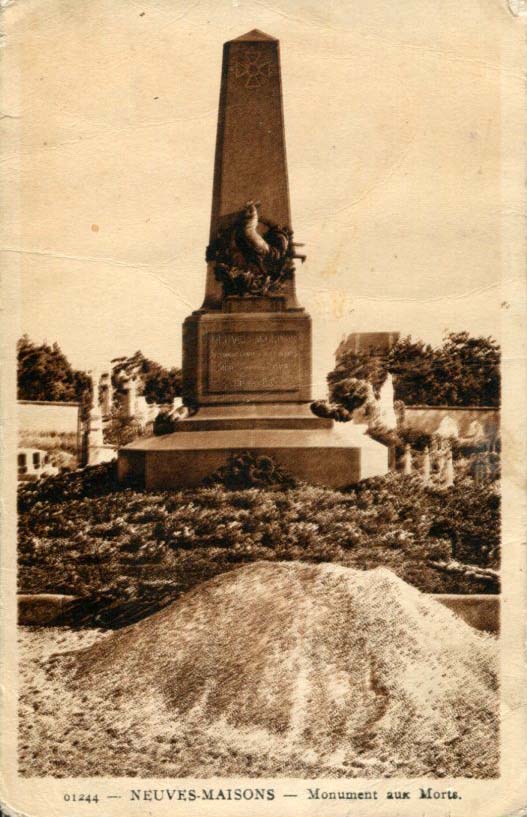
[63,794,99,803]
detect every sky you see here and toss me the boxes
[2,0,523,397]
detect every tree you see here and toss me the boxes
[17,338,183,423]
[434,332,500,406]
[17,336,92,413]
[328,332,500,409]
[385,336,437,405]
[327,348,387,398]
[111,351,182,405]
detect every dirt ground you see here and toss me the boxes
[18,562,498,778]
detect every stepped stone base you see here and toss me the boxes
[118,405,388,490]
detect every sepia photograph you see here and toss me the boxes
[1,1,525,815]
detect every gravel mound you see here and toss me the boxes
[19,561,498,777]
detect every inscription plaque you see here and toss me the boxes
[208,332,300,393]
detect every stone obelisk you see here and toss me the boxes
[204,29,295,310]
[118,31,388,489]
[183,29,309,406]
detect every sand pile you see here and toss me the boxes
[19,561,498,777]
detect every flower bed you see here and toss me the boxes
[18,464,500,626]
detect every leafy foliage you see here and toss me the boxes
[18,462,122,513]
[328,332,500,407]
[17,337,183,421]
[103,410,147,447]
[328,350,386,397]
[111,350,182,406]
[17,335,91,416]
[18,467,500,626]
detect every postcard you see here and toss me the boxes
[1,1,526,815]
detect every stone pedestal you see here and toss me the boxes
[118,407,387,490]
[183,310,311,406]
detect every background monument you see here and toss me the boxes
[118,30,388,489]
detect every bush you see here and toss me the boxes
[17,461,123,513]
[17,469,500,626]
[428,478,500,565]
[396,427,434,451]
[329,378,374,414]
[103,413,147,446]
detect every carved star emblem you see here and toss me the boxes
[233,51,272,89]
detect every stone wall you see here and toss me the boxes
[18,401,80,434]
[401,406,499,440]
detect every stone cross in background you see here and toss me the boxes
[403,444,413,475]
[121,375,138,420]
[99,370,113,417]
[443,444,455,487]
[86,370,104,465]
[422,446,431,485]
[378,372,397,430]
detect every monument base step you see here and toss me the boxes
[171,403,333,431]
[118,422,388,490]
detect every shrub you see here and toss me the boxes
[103,413,147,446]
[18,461,123,513]
[17,467,500,627]
[396,427,434,452]
[329,378,373,413]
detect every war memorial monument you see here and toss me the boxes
[118,30,388,489]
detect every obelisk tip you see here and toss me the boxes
[230,29,278,42]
